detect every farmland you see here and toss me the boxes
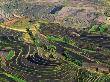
[0,0,110,82]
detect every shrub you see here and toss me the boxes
[89,25,98,32]
[63,36,70,44]
[46,45,56,53]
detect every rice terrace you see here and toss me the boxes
[0,0,110,82]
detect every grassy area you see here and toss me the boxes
[89,25,98,32]
[89,24,109,33]
[22,33,33,43]
[46,35,64,42]
[0,78,9,82]
[82,49,96,53]
[10,18,30,29]
[46,35,75,45]
[3,72,26,82]
[6,50,15,61]
[0,18,40,33]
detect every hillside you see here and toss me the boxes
[0,0,110,82]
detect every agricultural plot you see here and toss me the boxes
[0,0,110,82]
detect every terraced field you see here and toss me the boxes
[0,0,110,82]
[0,19,110,82]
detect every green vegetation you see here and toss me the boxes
[10,18,31,30]
[89,24,108,33]
[89,25,98,32]
[0,22,3,26]
[99,24,108,33]
[47,35,63,42]
[1,14,110,82]
[46,34,82,65]
[46,45,57,58]
[63,50,82,66]
[47,45,56,53]
[4,72,26,82]
[63,36,70,44]
[6,50,15,61]
[82,49,96,53]
[26,27,41,47]
[0,57,1,68]
[47,35,71,44]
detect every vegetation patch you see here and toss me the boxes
[6,50,15,61]
[4,72,26,82]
